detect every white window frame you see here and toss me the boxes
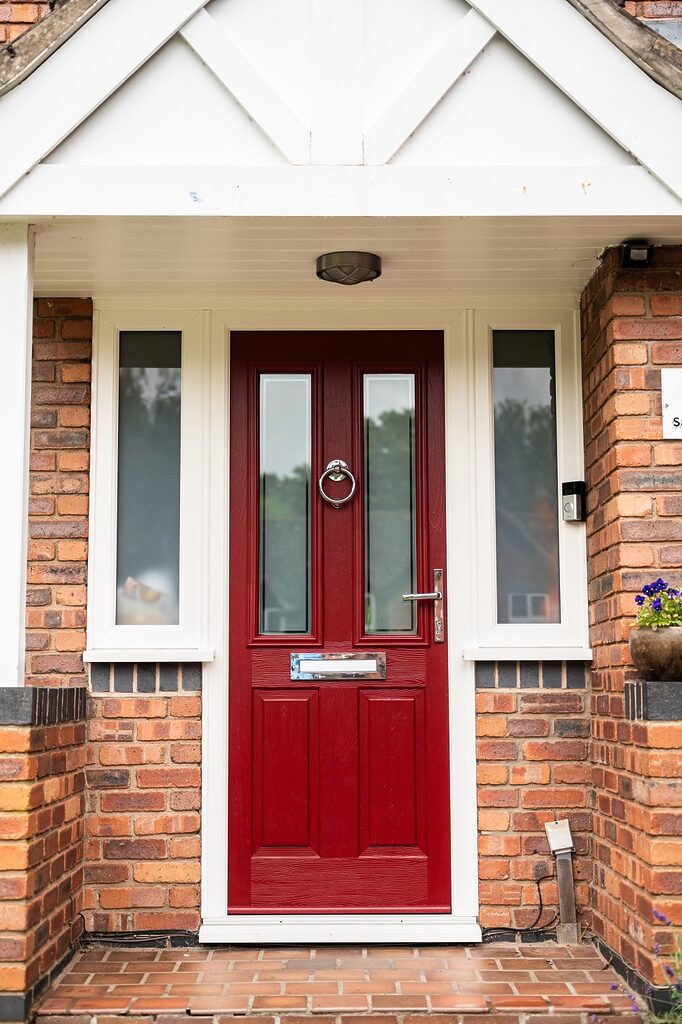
[464,308,590,660]
[85,309,217,662]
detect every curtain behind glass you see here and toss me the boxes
[116,332,181,626]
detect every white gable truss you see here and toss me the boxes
[0,0,682,217]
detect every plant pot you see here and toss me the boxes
[629,626,682,681]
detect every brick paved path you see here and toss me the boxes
[36,943,639,1021]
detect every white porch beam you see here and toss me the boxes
[467,0,682,203]
[180,10,310,165]
[364,10,496,166]
[0,224,33,687]
[2,164,680,218]
[0,0,211,201]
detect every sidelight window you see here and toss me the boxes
[86,311,220,661]
[468,309,589,656]
[492,330,560,626]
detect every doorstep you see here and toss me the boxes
[34,943,639,1023]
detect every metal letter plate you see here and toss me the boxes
[290,652,386,681]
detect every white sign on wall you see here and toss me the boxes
[661,368,682,440]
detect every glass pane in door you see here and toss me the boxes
[364,373,417,634]
[492,330,561,624]
[259,374,312,634]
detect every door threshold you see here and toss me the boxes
[200,915,482,944]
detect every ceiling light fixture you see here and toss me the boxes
[316,251,382,286]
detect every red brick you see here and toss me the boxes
[522,741,588,761]
[37,299,93,317]
[137,767,201,789]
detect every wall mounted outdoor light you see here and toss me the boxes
[620,240,652,268]
[316,251,382,285]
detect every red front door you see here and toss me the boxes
[228,331,451,914]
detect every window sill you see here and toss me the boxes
[462,647,592,662]
[83,649,215,663]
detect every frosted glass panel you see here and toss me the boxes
[364,374,417,634]
[493,330,561,624]
[116,332,181,626]
[259,374,311,634]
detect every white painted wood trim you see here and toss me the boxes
[463,647,593,661]
[200,314,230,924]
[471,308,590,652]
[311,0,363,165]
[179,10,310,165]
[445,311,484,929]
[200,918,482,944]
[0,0,211,202]
[364,10,496,165]
[3,165,679,217]
[83,649,215,663]
[0,224,33,687]
[467,0,682,202]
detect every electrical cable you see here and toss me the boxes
[481,871,557,941]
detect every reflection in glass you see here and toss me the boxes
[364,374,417,634]
[116,332,181,626]
[259,374,311,634]
[493,330,561,624]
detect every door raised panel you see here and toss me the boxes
[252,690,319,852]
[359,689,425,851]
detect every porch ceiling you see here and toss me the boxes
[32,215,682,304]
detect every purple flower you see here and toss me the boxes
[643,585,653,597]
[653,909,672,925]
[635,595,645,606]
[652,597,662,612]
[656,578,667,592]
[665,965,676,979]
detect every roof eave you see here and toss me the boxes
[566,0,682,101]
[0,0,111,98]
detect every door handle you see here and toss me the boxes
[401,569,444,643]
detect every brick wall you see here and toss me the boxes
[0,688,86,1021]
[581,246,682,986]
[84,686,201,935]
[624,1,682,18]
[0,1,49,43]
[27,298,92,688]
[475,663,591,932]
[24,300,205,942]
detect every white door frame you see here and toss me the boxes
[199,306,482,943]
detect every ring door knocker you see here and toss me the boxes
[318,459,356,509]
